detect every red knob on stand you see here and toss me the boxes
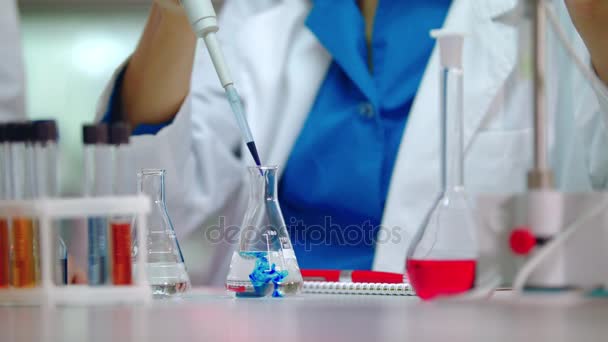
[509,227,536,256]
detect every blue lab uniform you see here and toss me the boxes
[281,1,450,269]
[105,0,450,270]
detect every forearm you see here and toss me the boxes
[121,4,196,127]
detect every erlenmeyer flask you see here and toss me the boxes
[136,169,191,298]
[226,166,303,298]
[407,31,477,300]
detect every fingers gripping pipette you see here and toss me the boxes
[180,0,262,167]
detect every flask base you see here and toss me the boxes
[151,282,190,298]
[406,259,476,300]
[226,280,303,298]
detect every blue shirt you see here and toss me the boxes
[280,0,449,270]
[105,1,450,270]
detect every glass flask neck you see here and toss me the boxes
[440,67,464,193]
[248,166,278,201]
[139,169,166,204]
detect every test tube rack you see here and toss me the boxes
[0,195,152,306]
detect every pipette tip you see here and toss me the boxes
[246,141,262,168]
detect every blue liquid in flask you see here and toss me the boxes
[226,166,303,297]
[226,251,301,298]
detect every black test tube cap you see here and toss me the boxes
[83,124,109,145]
[5,122,31,143]
[24,122,36,143]
[0,124,7,143]
[33,120,59,143]
[109,122,131,145]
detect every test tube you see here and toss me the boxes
[109,123,133,285]
[33,120,59,197]
[0,124,10,288]
[33,120,67,285]
[7,122,37,288]
[83,124,110,285]
[25,123,43,285]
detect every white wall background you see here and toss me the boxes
[20,4,148,195]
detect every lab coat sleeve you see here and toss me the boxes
[95,0,273,241]
[565,21,608,188]
[0,0,26,121]
[551,1,608,189]
[586,72,608,189]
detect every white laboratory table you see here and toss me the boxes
[0,288,606,342]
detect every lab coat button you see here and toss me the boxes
[359,102,375,119]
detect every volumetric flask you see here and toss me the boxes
[407,31,477,300]
[226,166,303,298]
[136,169,190,298]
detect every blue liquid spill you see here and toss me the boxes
[239,251,288,298]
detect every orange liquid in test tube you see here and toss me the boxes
[11,217,36,288]
[0,219,9,287]
[111,222,132,285]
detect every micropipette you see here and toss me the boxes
[180,0,262,167]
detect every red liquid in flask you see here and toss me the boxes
[111,222,132,285]
[406,259,476,300]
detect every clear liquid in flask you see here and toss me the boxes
[136,169,191,298]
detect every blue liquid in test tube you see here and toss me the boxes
[83,124,111,285]
[88,217,108,284]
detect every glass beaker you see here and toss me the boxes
[406,31,477,300]
[226,166,303,298]
[136,169,191,298]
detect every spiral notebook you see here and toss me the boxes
[303,281,415,296]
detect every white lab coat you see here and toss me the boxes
[0,0,26,121]
[98,0,608,286]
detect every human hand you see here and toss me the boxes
[565,0,608,84]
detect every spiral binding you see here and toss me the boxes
[303,281,415,296]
